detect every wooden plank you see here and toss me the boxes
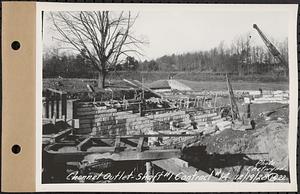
[43,127,73,144]
[120,138,138,147]
[46,88,66,95]
[61,93,67,121]
[123,78,163,98]
[153,158,221,182]
[137,137,145,152]
[81,149,182,162]
[42,118,64,125]
[72,100,79,119]
[52,128,73,143]
[56,93,60,119]
[114,136,121,152]
[145,162,153,182]
[50,96,55,118]
[45,90,50,118]
[76,137,92,151]
[73,133,204,139]
[42,137,52,145]
[143,107,177,113]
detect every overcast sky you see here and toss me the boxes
[43,9,289,60]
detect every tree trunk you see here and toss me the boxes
[97,71,106,89]
[238,63,244,77]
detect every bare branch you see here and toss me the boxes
[50,10,145,88]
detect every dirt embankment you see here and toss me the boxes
[183,104,289,182]
[200,121,288,169]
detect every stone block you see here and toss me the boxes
[74,127,92,134]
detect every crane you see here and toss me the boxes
[226,74,240,121]
[253,24,288,71]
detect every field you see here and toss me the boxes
[179,79,289,91]
[43,78,289,94]
[103,71,289,83]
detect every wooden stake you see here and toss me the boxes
[145,162,153,182]
[214,93,218,111]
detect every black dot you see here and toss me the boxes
[11,41,21,50]
[11,144,21,154]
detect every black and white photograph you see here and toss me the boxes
[38,3,298,191]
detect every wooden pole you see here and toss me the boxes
[61,93,67,121]
[145,162,153,183]
[50,95,55,119]
[214,93,218,111]
[72,100,78,119]
[226,74,235,120]
[56,93,60,119]
[139,101,142,116]
[45,90,50,118]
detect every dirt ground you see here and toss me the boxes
[43,78,289,93]
[184,103,290,182]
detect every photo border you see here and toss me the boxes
[35,3,298,192]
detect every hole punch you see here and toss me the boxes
[11,144,21,154]
[11,41,21,50]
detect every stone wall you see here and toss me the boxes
[75,102,191,136]
[75,102,232,137]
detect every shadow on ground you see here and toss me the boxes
[182,145,290,182]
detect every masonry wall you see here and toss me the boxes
[75,102,191,136]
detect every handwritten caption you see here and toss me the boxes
[66,160,288,182]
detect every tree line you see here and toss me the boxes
[140,36,288,76]
[47,11,288,88]
[44,34,288,79]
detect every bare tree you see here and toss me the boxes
[50,11,145,88]
[232,33,251,76]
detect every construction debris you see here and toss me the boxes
[252,91,289,104]
[42,75,290,183]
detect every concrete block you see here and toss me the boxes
[101,120,116,126]
[194,113,217,120]
[211,118,226,125]
[116,119,126,124]
[216,121,232,131]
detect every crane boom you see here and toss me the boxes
[253,24,288,69]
